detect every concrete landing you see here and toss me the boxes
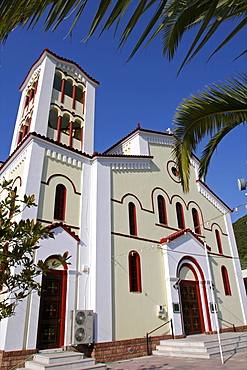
[153,332,247,359]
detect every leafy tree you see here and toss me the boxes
[172,73,247,192]
[0,0,246,68]
[0,179,69,320]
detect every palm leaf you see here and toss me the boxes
[199,121,245,180]
[0,0,246,69]
[172,73,247,192]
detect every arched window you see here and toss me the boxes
[73,121,81,140]
[192,208,201,234]
[60,115,70,135]
[48,109,58,129]
[53,73,62,91]
[76,86,83,103]
[221,266,231,295]
[215,229,223,254]
[54,184,66,221]
[129,202,137,236]
[128,251,142,292]
[64,80,73,97]
[158,195,167,225]
[176,202,185,229]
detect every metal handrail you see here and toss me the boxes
[218,317,236,332]
[146,319,174,356]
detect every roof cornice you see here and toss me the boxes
[19,48,99,91]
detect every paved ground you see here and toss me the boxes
[106,351,247,369]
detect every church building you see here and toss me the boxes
[0,49,246,366]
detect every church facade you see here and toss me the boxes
[0,49,246,362]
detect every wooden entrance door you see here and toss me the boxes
[180,281,202,335]
[37,270,67,349]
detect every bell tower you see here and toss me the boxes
[10,49,99,156]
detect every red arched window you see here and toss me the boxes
[221,266,232,295]
[215,229,223,254]
[176,202,185,229]
[192,208,201,234]
[158,195,167,225]
[129,251,142,292]
[129,202,137,236]
[54,184,66,221]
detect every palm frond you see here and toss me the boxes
[172,73,247,192]
[199,121,244,179]
[0,0,246,70]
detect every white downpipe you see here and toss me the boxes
[204,242,224,364]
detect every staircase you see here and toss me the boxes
[153,332,247,359]
[16,351,107,370]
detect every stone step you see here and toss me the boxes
[155,340,247,355]
[16,351,107,370]
[23,358,95,370]
[20,365,106,370]
[153,347,247,359]
[153,349,211,359]
[153,332,247,359]
[159,334,247,348]
[33,352,86,365]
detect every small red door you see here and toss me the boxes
[37,269,67,349]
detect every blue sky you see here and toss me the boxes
[0,6,246,221]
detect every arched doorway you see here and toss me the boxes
[37,257,67,350]
[177,258,211,335]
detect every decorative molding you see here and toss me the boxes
[110,160,151,171]
[56,63,86,84]
[26,68,40,90]
[197,181,228,214]
[146,136,174,147]
[9,150,27,175]
[46,148,83,168]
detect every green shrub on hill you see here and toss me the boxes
[233,215,247,270]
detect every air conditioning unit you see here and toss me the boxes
[71,310,94,345]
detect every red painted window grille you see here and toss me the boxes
[129,202,137,236]
[54,184,66,221]
[192,208,201,234]
[215,229,223,254]
[176,202,185,229]
[129,251,142,292]
[221,266,232,295]
[158,195,167,225]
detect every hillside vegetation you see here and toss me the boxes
[233,215,247,269]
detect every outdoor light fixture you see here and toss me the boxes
[237,178,247,191]
[173,279,181,290]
